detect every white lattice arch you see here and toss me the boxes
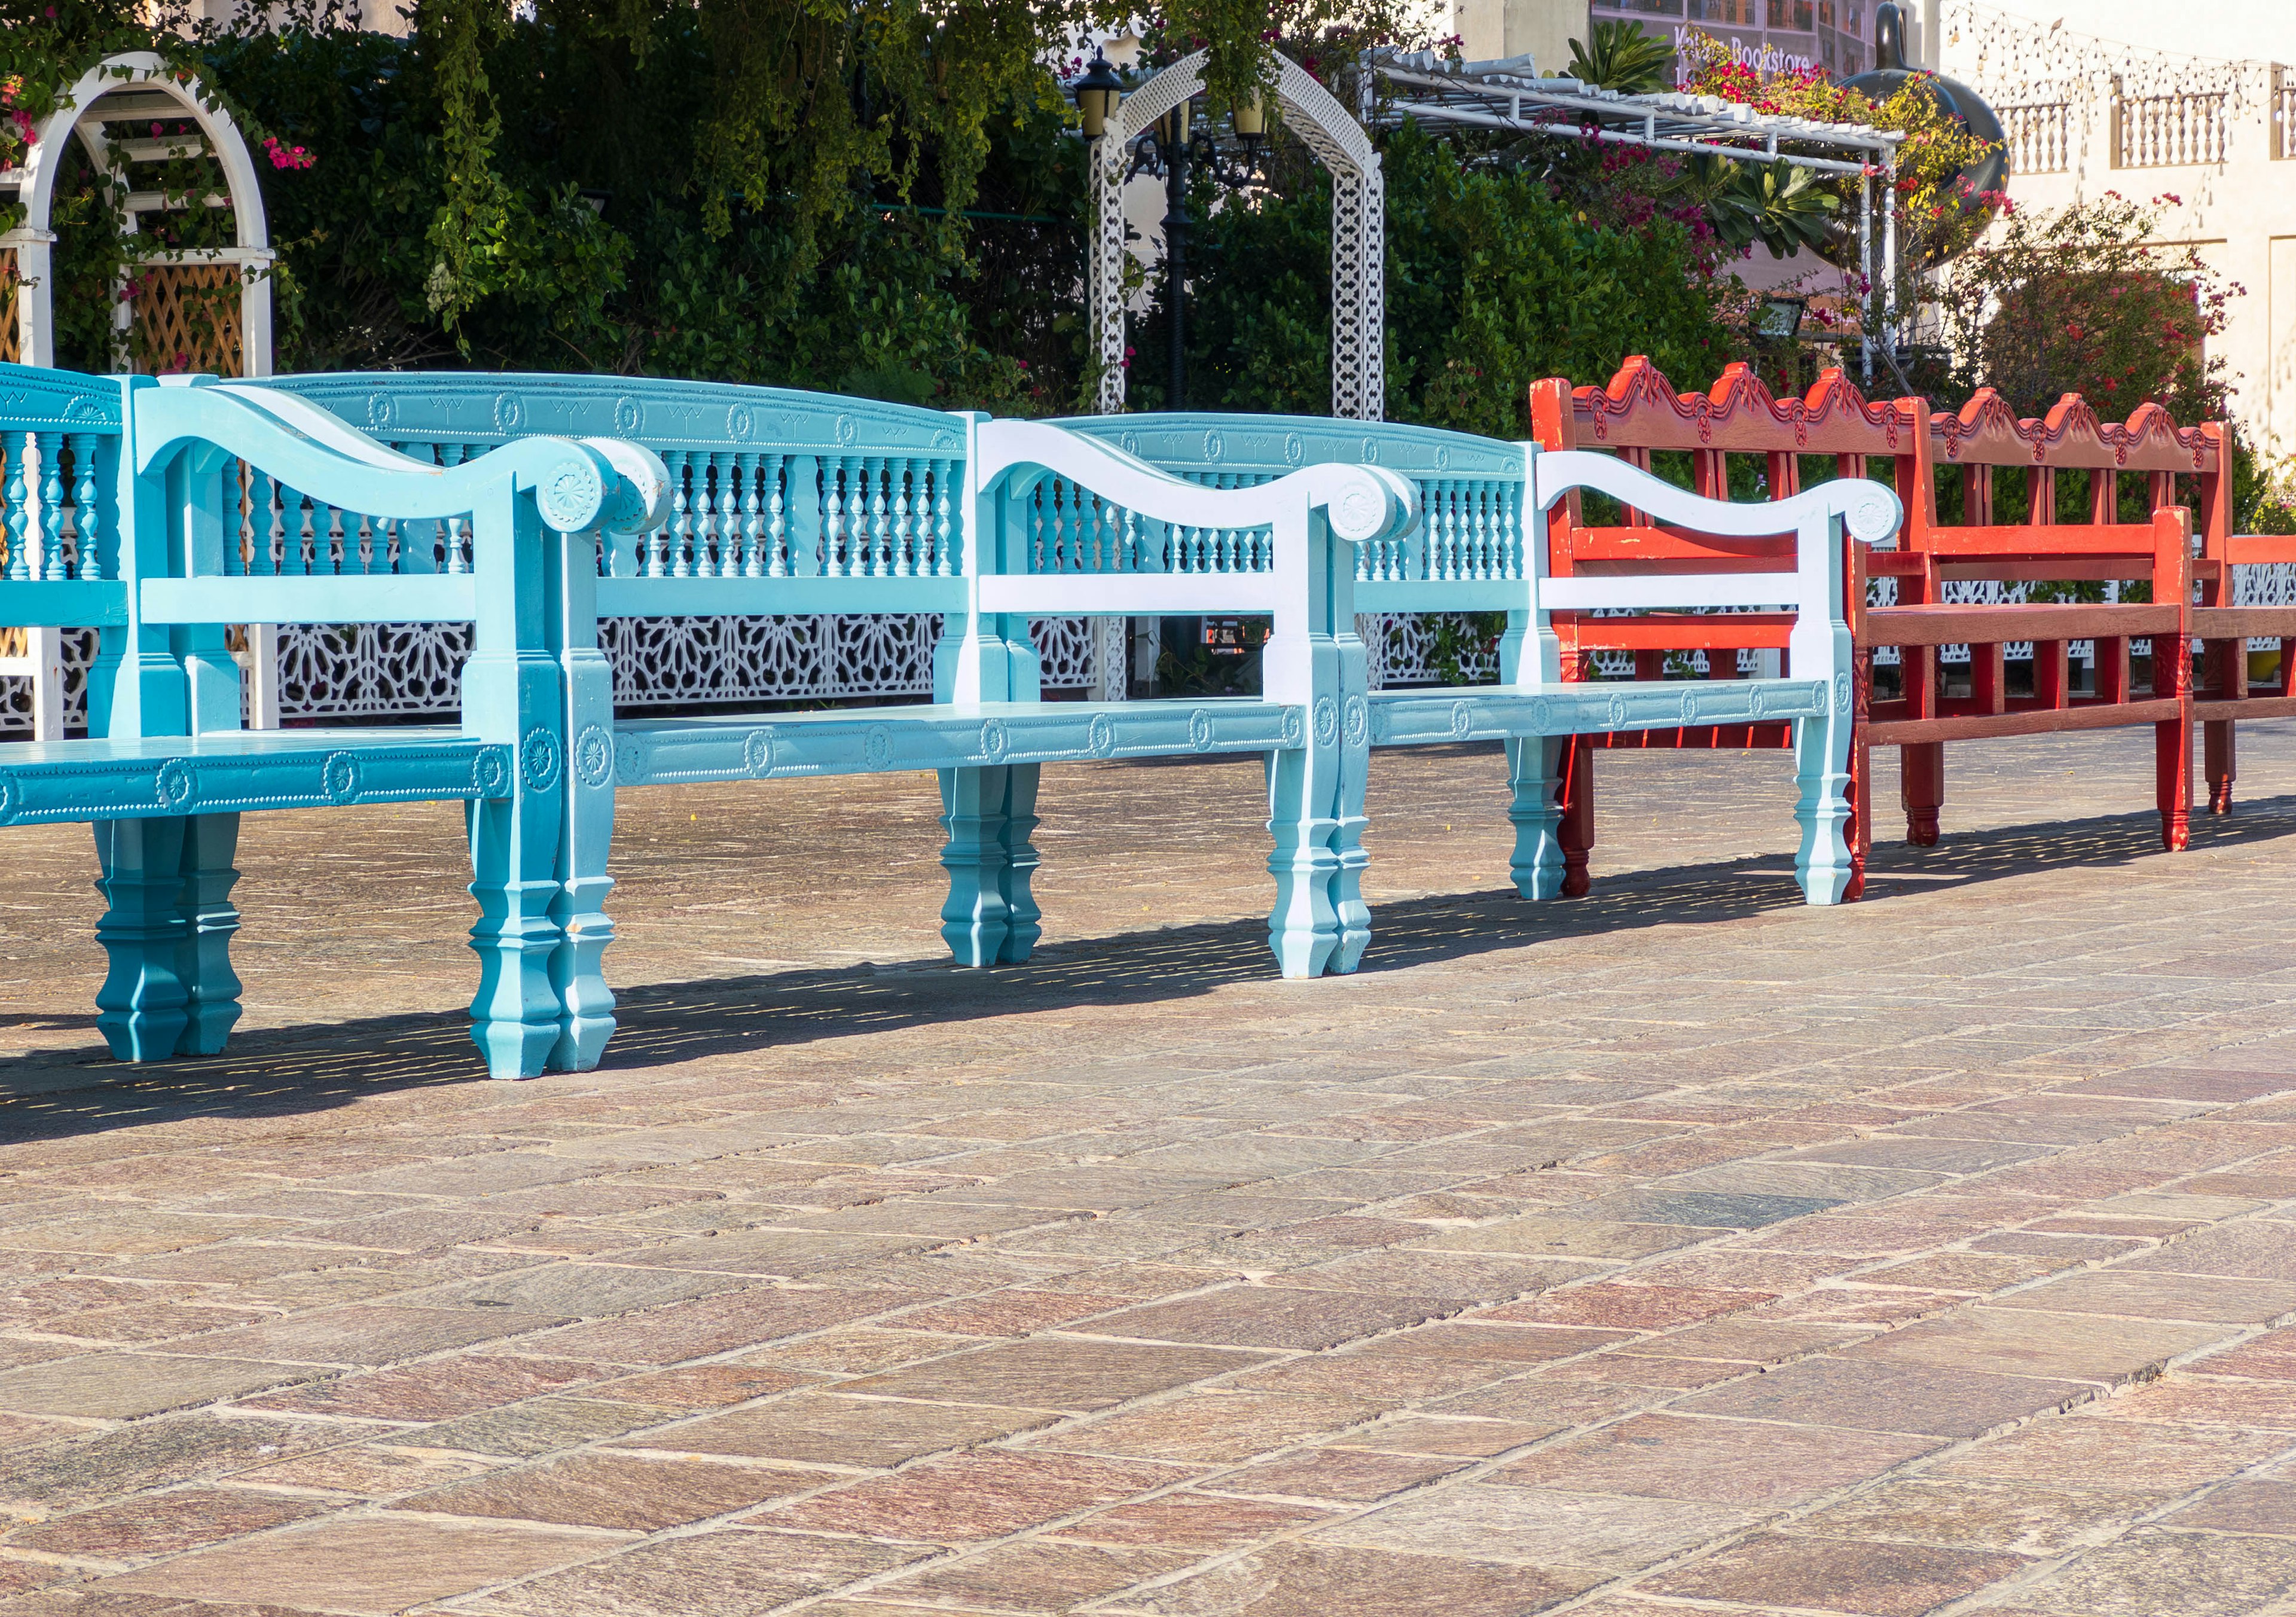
[1090,50,1384,421]
[4,52,274,375]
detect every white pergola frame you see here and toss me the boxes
[1372,52,1909,379]
[1,53,276,740]
[1089,50,1385,422]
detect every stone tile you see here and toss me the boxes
[2104,1376,2296,1429]
[1675,1359,2092,1438]
[523,1285,923,1363]
[1217,1448,1471,1502]
[1336,1416,1557,1457]
[2184,1326,2296,1380]
[1109,1542,1602,1616]
[1280,1250,1604,1301]
[0,1212,292,1256]
[230,1443,505,1498]
[1021,1390,1378,1462]
[764,1451,1188,1542]
[469,1527,930,1616]
[1342,1323,1631,1365]
[0,1354,304,1418]
[1794,1478,2179,1554]
[1559,1189,1846,1228]
[1054,1490,1335,1548]
[891,1289,1132,1336]
[404,1451,838,1530]
[1085,1286,1462,1350]
[413,1397,670,1457]
[2118,1219,2296,1281]
[1789,1136,2054,1171]
[1417,1217,1718,1260]
[0,1414,353,1514]
[1317,1484,1751,1570]
[1605,1319,1865,1366]
[87,1515,624,1612]
[835,1338,1269,1413]
[1928,1415,2289,1488]
[1638,1531,2029,1615]
[1986,1268,2296,1324]
[2163,1478,2296,1536]
[9,1487,337,1560]
[882,1540,1196,1611]
[1981,1528,2296,1615]
[41,1302,274,1344]
[239,1354,612,1420]
[1495,1414,1937,1505]
[1839,1308,2224,1383]
[1862,1253,2072,1292]
[155,1304,566,1368]
[1480,1283,1773,1329]
[406,1264,753,1318]
[746,1326,982,1374]
[621,1393,1055,1466]
[597,1363,813,1411]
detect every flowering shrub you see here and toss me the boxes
[1938,191,2239,423]
[261,133,313,170]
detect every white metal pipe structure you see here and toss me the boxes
[1371,52,1909,380]
[1860,170,1874,379]
[0,53,278,739]
[1088,49,1385,422]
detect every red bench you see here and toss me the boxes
[1531,357,2218,895]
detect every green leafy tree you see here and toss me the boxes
[1565,20,1675,93]
[1180,123,1737,439]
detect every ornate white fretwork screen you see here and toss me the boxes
[1090,50,1384,422]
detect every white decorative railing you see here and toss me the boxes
[2115,90,2228,168]
[2003,102,2072,173]
[2276,77,2296,160]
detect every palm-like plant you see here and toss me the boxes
[1708,158,1842,259]
[1564,21,1676,94]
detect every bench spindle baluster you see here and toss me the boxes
[716,452,742,577]
[668,451,694,578]
[738,451,764,577]
[933,459,955,575]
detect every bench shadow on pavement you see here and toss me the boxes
[8,795,2295,1137]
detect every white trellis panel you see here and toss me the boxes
[1090,50,1384,422]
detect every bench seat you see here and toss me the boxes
[609,698,1302,785]
[0,728,512,826]
[1369,678,1833,748]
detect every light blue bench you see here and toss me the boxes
[0,364,660,1077]
[1061,413,1900,905]
[11,366,1895,1084]
[250,376,1427,1061]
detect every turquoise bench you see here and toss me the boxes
[261,374,1418,1061]
[0,364,661,1076]
[1061,413,1900,905]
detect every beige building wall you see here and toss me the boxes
[1451,0,1584,74]
[1943,1,2296,459]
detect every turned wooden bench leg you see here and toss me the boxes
[1793,702,1856,906]
[1506,734,1567,901]
[2204,719,2236,815]
[1558,734,1595,898]
[92,812,243,1061]
[551,634,624,1075]
[176,813,245,1055]
[938,763,1039,968]
[466,779,569,1081]
[1265,715,1368,978]
[2158,716,2193,851]
[1001,763,1043,963]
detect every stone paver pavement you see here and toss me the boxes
[2,727,2296,1615]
